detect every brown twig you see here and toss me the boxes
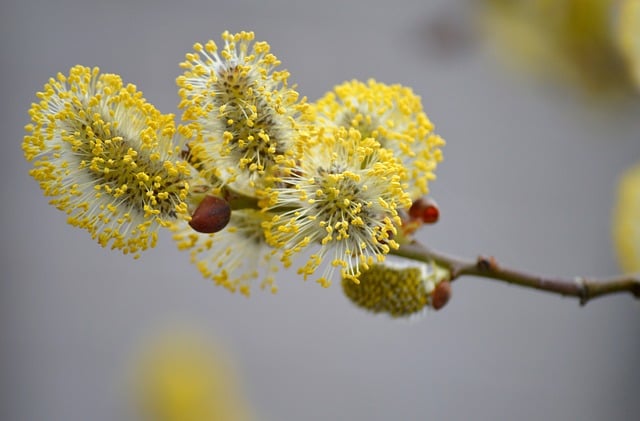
[392,241,640,305]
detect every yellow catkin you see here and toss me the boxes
[177,31,309,197]
[23,65,191,257]
[342,262,439,317]
[263,127,412,287]
[309,79,445,199]
[171,209,280,295]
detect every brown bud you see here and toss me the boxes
[476,256,498,272]
[409,197,439,224]
[188,195,231,234]
[431,281,451,310]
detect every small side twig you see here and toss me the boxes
[392,241,640,305]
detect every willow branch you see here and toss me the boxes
[392,241,640,305]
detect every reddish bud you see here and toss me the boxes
[431,281,451,310]
[409,197,439,224]
[188,195,231,234]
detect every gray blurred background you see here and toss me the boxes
[2,0,639,420]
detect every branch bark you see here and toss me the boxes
[392,241,640,305]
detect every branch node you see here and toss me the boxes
[476,255,498,272]
[392,242,640,304]
[574,277,588,306]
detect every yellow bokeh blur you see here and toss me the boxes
[614,163,640,273]
[131,330,254,421]
[480,0,638,93]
